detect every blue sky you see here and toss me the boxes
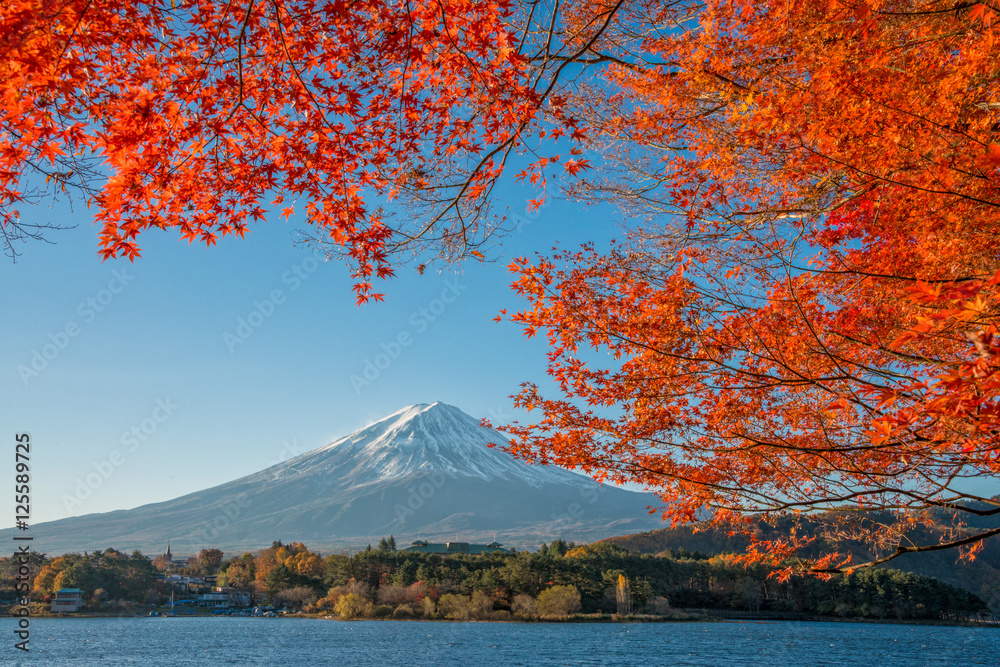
[1,178,620,528]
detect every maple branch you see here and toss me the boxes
[785,262,989,284]
[542,0,560,64]
[873,2,980,17]
[516,0,543,57]
[391,0,627,251]
[813,523,1000,575]
[222,0,258,125]
[0,215,75,262]
[50,0,93,74]
[802,144,1000,210]
[829,330,955,368]
[526,53,670,72]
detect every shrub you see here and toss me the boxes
[420,595,437,618]
[437,593,471,620]
[372,604,393,619]
[469,591,494,620]
[644,596,672,615]
[324,578,370,614]
[346,579,371,598]
[378,585,414,607]
[275,586,318,609]
[408,580,432,603]
[511,594,537,618]
[392,604,415,618]
[335,593,374,619]
[536,585,581,617]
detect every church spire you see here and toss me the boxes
[165,541,171,560]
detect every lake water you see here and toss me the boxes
[5,617,998,665]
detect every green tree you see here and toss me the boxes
[264,564,295,599]
[323,554,350,587]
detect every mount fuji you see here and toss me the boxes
[6,402,666,555]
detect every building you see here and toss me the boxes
[163,574,207,592]
[198,592,231,609]
[163,541,190,568]
[213,586,251,608]
[50,588,83,613]
[401,540,513,555]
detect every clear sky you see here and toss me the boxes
[1,176,621,529]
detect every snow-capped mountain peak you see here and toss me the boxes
[3,401,664,554]
[268,402,588,487]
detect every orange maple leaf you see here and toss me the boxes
[977,143,1000,172]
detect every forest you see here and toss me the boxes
[600,508,1000,613]
[1,539,989,622]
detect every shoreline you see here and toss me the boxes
[9,610,997,628]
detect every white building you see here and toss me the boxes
[50,588,83,613]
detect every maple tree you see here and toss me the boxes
[7,0,1000,572]
[0,0,634,297]
[496,0,1000,575]
[2,0,597,296]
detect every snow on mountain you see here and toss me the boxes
[257,401,589,488]
[3,402,664,554]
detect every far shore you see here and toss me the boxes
[9,608,998,628]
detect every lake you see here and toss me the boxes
[6,617,998,665]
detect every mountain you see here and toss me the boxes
[5,402,666,556]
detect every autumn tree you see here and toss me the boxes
[9,0,1000,571]
[1,0,617,298]
[615,574,631,616]
[334,592,374,619]
[151,554,172,572]
[219,553,256,591]
[499,0,1000,574]
[197,548,225,575]
[252,542,288,585]
[284,549,325,579]
[30,549,157,602]
[32,557,64,598]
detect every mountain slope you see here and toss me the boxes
[5,402,665,555]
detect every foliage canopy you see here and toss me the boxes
[5,0,1000,569]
